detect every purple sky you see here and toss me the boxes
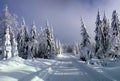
[0,0,120,43]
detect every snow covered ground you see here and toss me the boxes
[0,53,119,81]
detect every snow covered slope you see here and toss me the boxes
[0,54,119,81]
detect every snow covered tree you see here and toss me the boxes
[109,10,120,59]
[111,10,120,36]
[55,39,59,55]
[2,27,12,60]
[17,17,29,59]
[29,21,38,59]
[55,39,63,55]
[45,20,56,58]
[102,13,110,55]
[0,5,18,46]
[94,10,104,59]
[12,33,18,57]
[80,18,91,61]
[58,40,63,54]
[37,27,47,58]
[73,42,80,55]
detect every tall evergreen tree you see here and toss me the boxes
[0,5,18,46]
[2,27,12,60]
[37,27,48,58]
[55,39,63,55]
[109,10,120,59]
[18,17,29,59]
[102,13,110,55]
[45,20,55,58]
[94,10,104,58]
[80,19,91,61]
[29,21,38,59]
[111,10,120,36]
[12,33,18,57]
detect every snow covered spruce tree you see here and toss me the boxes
[73,42,80,55]
[12,33,18,57]
[55,39,63,55]
[94,10,104,59]
[37,27,48,58]
[17,17,29,59]
[80,19,91,61]
[2,27,12,60]
[109,10,120,59]
[0,5,18,54]
[28,21,38,59]
[45,20,56,58]
[101,13,110,56]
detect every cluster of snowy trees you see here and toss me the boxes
[78,10,120,62]
[0,5,63,60]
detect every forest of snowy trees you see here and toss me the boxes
[0,5,63,60]
[0,5,120,66]
[76,10,120,64]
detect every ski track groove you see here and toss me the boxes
[18,61,58,81]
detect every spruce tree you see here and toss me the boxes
[94,10,104,58]
[45,20,55,58]
[0,5,18,46]
[12,33,18,57]
[18,17,29,59]
[80,18,91,61]
[102,13,110,55]
[37,27,48,58]
[109,10,120,59]
[29,21,38,58]
[3,27,12,60]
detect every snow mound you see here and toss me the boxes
[0,56,56,81]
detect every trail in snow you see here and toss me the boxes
[43,54,112,81]
[20,53,113,81]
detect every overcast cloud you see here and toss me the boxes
[0,0,120,43]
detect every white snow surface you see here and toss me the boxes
[0,54,119,81]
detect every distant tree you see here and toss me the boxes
[55,39,63,55]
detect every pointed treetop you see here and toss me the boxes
[32,20,35,25]
[112,10,118,18]
[103,11,107,21]
[80,18,85,29]
[51,26,53,32]
[3,4,9,16]
[31,20,36,28]
[46,19,50,27]
[97,9,100,20]
[3,4,8,12]
[80,18,84,26]
[113,10,117,14]
[21,17,26,25]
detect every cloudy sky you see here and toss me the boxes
[0,0,120,43]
